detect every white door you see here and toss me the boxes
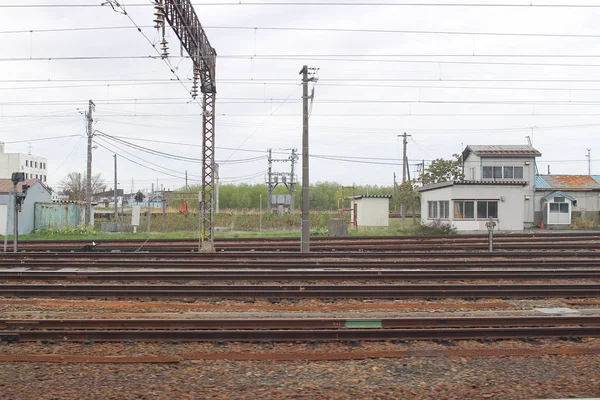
[549,202,570,224]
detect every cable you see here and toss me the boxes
[4,24,600,40]
[2,2,600,8]
[96,131,203,162]
[93,139,201,182]
[2,134,81,144]
[98,131,268,164]
[224,84,301,160]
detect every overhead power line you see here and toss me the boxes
[2,2,600,8]
[4,24,600,39]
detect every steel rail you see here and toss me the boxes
[2,269,600,281]
[1,283,600,298]
[2,315,599,330]
[13,232,600,245]
[1,250,600,260]
[5,242,600,252]
[2,326,600,342]
[1,260,600,271]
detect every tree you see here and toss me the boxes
[395,179,420,217]
[134,191,145,203]
[58,172,107,201]
[420,154,464,185]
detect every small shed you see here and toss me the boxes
[0,179,52,235]
[348,195,392,227]
[541,191,577,226]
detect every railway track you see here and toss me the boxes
[2,269,600,281]
[1,316,598,342]
[1,283,600,298]
[2,251,600,263]
[6,232,600,252]
[2,257,600,271]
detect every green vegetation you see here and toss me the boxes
[172,182,395,211]
[11,216,454,241]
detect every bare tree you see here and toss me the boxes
[59,172,107,201]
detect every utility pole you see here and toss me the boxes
[13,184,18,252]
[267,149,273,212]
[290,148,298,212]
[586,148,592,175]
[397,132,412,223]
[185,170,188,190]
[113,154,118,223]
[85,99,95,227]
[259,193,263,236]
[393,172,398,213]
[406,156,417,224]
[300,65,317,253]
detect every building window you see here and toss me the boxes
[428,201,449,219]
[25,160,29,167]
[428,201,438,219]
[550,203,569,214]
[439,201,449,219]
[454,201,475,219]
[477,201,498,219]
[43,175,46,182]
[483,166,524,180]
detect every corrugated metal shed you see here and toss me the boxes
[535,175,600,190]
[463,145,541,158]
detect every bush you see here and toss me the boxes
[414,221,457,235]
[572,214,599,230]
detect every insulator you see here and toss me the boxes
[160,39,169,58]
[153,3,165,29]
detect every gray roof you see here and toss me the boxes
[418,180,528,193]
[463,145,542,159]
[541,191,577,202]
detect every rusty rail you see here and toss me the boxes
[1,283,600,299]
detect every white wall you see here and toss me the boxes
[0,204,7,236]
[0,153,48,182]
[463,153,535,226]
[420,184,526,231]
[535,190,600,213]
[356,198,389,227]
[0,182,52,234]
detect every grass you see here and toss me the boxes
[6,213,444,241]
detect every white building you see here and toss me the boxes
[0,179,52,235]
[418,145,541,232]
[534,175,600,226]
[0,142,48,183]
[348,195,391,227]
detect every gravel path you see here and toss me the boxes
[1,352,599,399]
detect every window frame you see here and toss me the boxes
[481,165,526,180]
[453,200,475,219]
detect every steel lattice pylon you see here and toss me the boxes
[201,91,216,249]
[157,0,217,251]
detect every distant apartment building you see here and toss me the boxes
[0,142,48,183]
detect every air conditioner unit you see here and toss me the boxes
[525,161,531,165]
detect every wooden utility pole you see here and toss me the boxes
[300,66,310,253]
[113,154,118,224]
[85,100,95,227]
[398,132,411,223]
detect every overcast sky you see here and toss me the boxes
[2,0,600,193]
